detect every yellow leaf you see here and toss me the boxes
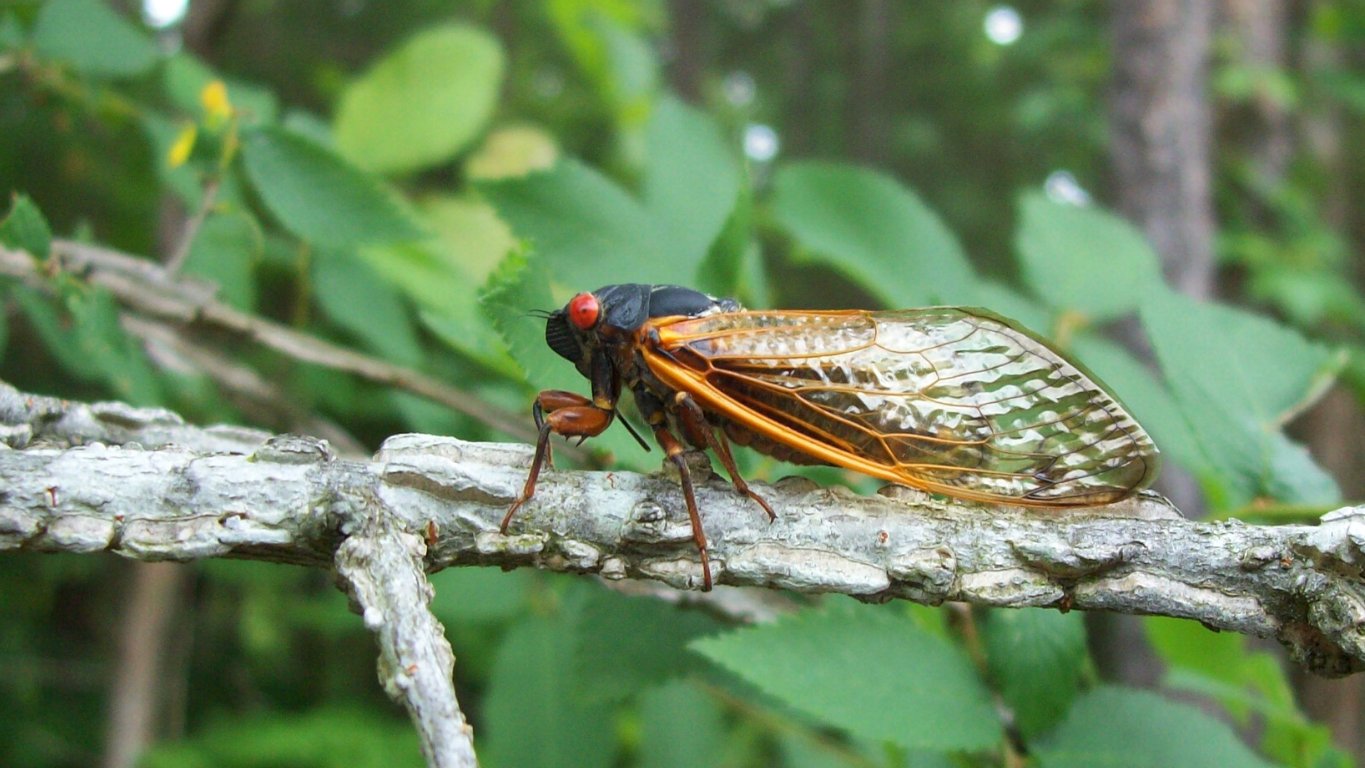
[200,80,232,125]
[167,124,197,168]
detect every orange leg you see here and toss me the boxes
[673,392,776,521]
[652,425,712,591]
[502,390,613,533]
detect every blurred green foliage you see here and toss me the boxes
[2,1,1364,767]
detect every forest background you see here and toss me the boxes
[2,1,1365,767]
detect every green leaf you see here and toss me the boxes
[642,95,741,270]
[182,213,260,311]
[638,680,728,768]
[981,609,1087,738]
[32,0,158,78]
[479,159,678,289]
[1141,288,1343,506]
[547,3,658,124]
[1035,686,1274,768]
[1070,335,1204,476]
[139,707,423,768]
[479,248,580,391]
[15,285,160,404]
[357,195,516,375]
[772,162,977,307]
[0,193,52,258]
[575,588,723,702]
[696,181,754,300]
[692,599,999,752]
[240,126,425,248]
[483,614,616,768]
[428,567,532,625]
[334,25,505,175]
[313,251,422,366]
[1015,194,1161,319]
[162,54,279,125]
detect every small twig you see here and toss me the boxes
[334,514,479,767]
[163,177,222,275]
[122,313,368,457]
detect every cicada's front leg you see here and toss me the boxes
[502,390,613,533]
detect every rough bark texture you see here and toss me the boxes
[5,380,1365,681]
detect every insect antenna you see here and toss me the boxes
[617,414,651,452]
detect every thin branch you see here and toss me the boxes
[0,242,590,461]
[163,177,222,275]
[334,512,479,767]
[5,381,1365,679]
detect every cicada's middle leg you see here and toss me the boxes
[673,391,776,521]
[502,390,613,533]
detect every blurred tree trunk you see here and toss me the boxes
[102,563,190,768]
[1098,0,1216,687]
[1291,0,1365,757]
[850,0,891,166]
[1109,0,1216,299]
[667,0,705,101]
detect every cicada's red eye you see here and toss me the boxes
[567,292,600,330]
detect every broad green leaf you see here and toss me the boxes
[428,567,532,625]
[357,195,516,375]
[0,13,22,51]
[483,614,616,768]
[479,248,580,392]
[183,212,260,311]
[162,54,279,125]
[1035,686,1274,768]
[466,124,560,180]
[139,707,423,768]
[1264,432,1341,504]
[696,181,754,301]
[15,285,161,404]
[479,159,675,289]
[547,1,658,124]
[692,599,999,752]
[772,162,976,307]
[1015,193,1160,319]
[638,680,727,768]
[334,25,504,175]
[981,609,1087,738]
[575,588,722,702]
[32,0,158,78]
[240,126,425,248]
[313,252,422,366]
[1070,335,1204,475]
[972,280,1053,333]
[1141,288,1343,506]
[643,95,740,270]
[0,193,52,258]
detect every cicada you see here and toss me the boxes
[503,284,1160,590]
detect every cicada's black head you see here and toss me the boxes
[543,308,583,363]
[542,284,740,377]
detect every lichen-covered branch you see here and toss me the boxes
[4,380,1365,679]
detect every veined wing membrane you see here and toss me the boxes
[646,308,1160,506]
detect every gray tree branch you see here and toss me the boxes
[4,380,1365,697]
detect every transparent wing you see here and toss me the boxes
[646,308,1160,506]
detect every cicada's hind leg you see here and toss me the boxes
[673,392,776,522]
[649,424,713,591]
[503,390,613,533]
